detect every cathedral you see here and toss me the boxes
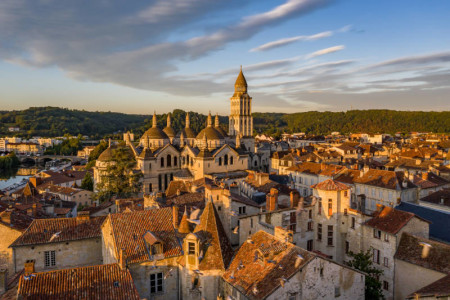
[94,68,270,193]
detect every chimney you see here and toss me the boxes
[421,172,429,181]
[290,191,300,208]
[0,268,7,295]
[119,248,127,270]
[420,242,432,259]
[115,199,121,213]
[24,260,35,274]
[266,188,278,212]
[172,206,179,229]
[77,211,90,221]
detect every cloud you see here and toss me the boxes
[250,31,332,52]
[306,45,345,59]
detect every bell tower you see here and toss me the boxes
[229,66,253,137]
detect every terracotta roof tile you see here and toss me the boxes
[287,162,345,177]
[364,207,417,235]
[312,179,351,191]
[108,208,182,264]
[395,232,450,274]
[420,188,450,207]
[10,216,105,247]
[222,231,315,299]
[17,264,139,300]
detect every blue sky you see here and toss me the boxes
[0,0,449,114]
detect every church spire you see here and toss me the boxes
[234,66,247,94]
[167,113,171,128]
[207,111,212,127]
[152,111,157,128]
[185,112,190,128]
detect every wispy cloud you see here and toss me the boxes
[306,45,345,59]
[250,31,332,52]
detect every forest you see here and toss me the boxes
[1,107,449,139]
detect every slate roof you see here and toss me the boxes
[10,216,105,247]
[396,202,450,243]
[193,200,234,271]
[311,179,351,191]
[17,264,140,300]
[107,207,182,264]
[364,207,424,235]
[412,172,449,189]
[407,274,450,299]
[394,232,450,274]
[420,188,450,207]
[222,231,316,300]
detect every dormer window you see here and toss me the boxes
[143,231,164,259]
[188,242,196,255]
[152,243,163,255]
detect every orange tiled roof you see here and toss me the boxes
[354,169,414,190]
[312,179,351,191]
[223,231,315,299]
[193,200,234,271]
[108,208,182,264]
[17,263,140,300]
[287,162,345,177]
[364,207,419,235]
[10,216,105,247]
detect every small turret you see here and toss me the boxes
[167,113,171,128]
[207,111,212,127]
[186,112,190,128]
[215,113,220,127]
[152,111,157,128]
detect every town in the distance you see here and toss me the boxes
[0,69,449,300]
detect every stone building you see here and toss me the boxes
[10,213,105,273]
[221,230,365,300]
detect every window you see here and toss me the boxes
[307,240,313,251]
[44,250,56,268]
[250,218,253,228]
[160,157,164,167]
[383,257,389,267]
[149,183,153,192]
[150,272,163,294]
[328,199,332,216]
[238,206,246,215]
[224,154,228,165]
[174,156,177,166]
[384,233,389,242]
[308,209,312,219]
[373,249,380,264]
[318,201,322,215]
[351,217,355,229]
[307,221,313,231]
[188,242,195,255]
[344,191,348,197]
[344,208,348,216]
[219,157,222,166]
[230,156,233,165]
[327,225,333,246]
[345,241,349,254]
[167,155,172,167]
[317,224,322,241]
[373,229,381,239]
[383,281,389,291]
[152,243,163,255]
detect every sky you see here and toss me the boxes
[0,0,449,114]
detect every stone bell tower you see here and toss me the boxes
[229,66,253,137]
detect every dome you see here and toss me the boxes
[142,127,169,140]
[163,127,176,138]
[97,147,114,162]
[215,126,228,137]
[178,128,197,139]
[196,127,224,141]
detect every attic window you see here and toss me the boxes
[188,242,195,255]
[152,243,163,255]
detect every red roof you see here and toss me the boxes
[17,264,139,300]
[312,179,351,191]
[364,207,417,235]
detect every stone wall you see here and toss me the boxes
[0,224,22,277]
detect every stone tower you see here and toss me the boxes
[229,66,253,137]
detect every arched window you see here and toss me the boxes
[149,183,153,192]
[230,156,234,165]
[187,155,190,166]
[158,174,162,191]
[224,154,228,165]
[174,156,178,166]
[219,157,222,166]
[167,154,172,167]
[254,160,258,167]
[161,157,164,167]
[170,173,173,181]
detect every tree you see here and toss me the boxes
[81,172,94,191]
[346,250,384,300]
[94,147,142,202]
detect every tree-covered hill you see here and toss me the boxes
[0,107,449,139]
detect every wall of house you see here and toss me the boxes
[101,217,117,265]
[394,259,446,300]
[13,237,102,273]
[0,224,22,277]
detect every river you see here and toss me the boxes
[0,167,40,190]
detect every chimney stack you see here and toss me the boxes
[290,190,300,208]
[24,260,35,274]
[119,248,127,270]
[172,206,179,229]
[115,199,121,213]
[421,172,429,181]
[266,188,278,212]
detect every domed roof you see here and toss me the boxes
[163,127,176,138]
[178,128,197,139]
[215,126,228,137]
[196,127,224,141]
[142,127,169,140]
[97,147,114,162]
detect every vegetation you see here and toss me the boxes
[346,250,384,300]
[1,107,449,139]
[0,152,20,179]
[81,172,94,191]
[94,146,142,201]
[44,134,83,156]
